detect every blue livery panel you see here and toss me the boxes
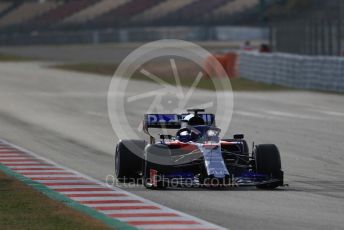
[144,113,215,129]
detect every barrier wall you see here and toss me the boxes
[0,26,267,45]
[204,52,238,78]
[239,52,344,93]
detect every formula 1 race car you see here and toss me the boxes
[115,109,284,189]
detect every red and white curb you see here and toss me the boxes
[0,139,226,230]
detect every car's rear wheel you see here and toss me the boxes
[115,140,145,182]
[253,144,283,189]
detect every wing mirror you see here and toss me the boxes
[234,134,244,139]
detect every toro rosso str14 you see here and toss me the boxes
[115,109,284,189]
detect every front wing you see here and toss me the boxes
[153,168,283,187]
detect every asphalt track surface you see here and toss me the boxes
[0,61,344,230]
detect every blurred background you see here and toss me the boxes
[0,0,343,93]
[0,0,342,55]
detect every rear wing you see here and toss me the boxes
[143,113,215,129]
[143,113,215,144]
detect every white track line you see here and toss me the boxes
[0,157,35,160]
[27,175,84,178]
[48,185,107,189]
[102,209,175,215]
[60,191,122,195]
[265,110,323,120]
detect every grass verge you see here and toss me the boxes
[0,171,114,230]
[53,62,290,91]
[0,53,32,62]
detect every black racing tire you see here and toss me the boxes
[253,144,283,189]
[143,144,170,189]
[115,140,145,182]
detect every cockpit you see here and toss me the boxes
[176,125,221,143]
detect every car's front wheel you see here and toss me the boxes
[253,144,283,189]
